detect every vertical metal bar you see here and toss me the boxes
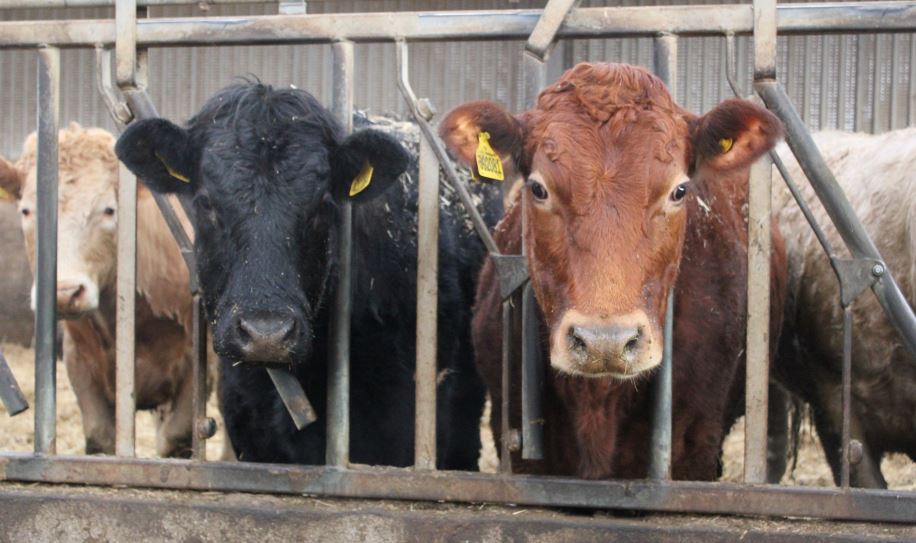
[0,352,29,417]
[34,46,60,456]
[190,297,209,460]
[499,300,513,474]
[753,0,776,80]
[837,36,849,130]
[743,0,776,486]
[327,40,354,468]
[855,35,871,132]
[414,132,439,471]
[840,305,853,488]
[522,52,546,111]
[910,36,916,126]
[744,152,773,485]
[649,290,674,480]
[115,163,137,458]
[520,283,544,461]
[115,0,138,88]
[648,33,677,481]
[872,35,888,133]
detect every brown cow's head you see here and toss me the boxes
[441,63,781,378]
[1,123,120,318]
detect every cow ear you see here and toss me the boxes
[330,128,410,204]
[115,118,196,195]
[0,156,22,201]
[439,100,526,183]
[689,98,783,174]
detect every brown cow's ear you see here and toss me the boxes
[689,98,783,174]
[438,100,527,183]
[0,156,23,201]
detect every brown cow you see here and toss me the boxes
[0,123,201,457]
[441,63,787,479]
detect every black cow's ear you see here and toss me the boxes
[330,129,410,204]
[115,118,196,195]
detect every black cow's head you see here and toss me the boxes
[116,82,409,365]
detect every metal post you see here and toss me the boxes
[648,33,677,481]
[840,305,853,488]
[115,163,137,458]
[34,46,60,455]
[520,284,544,461]
[414,132,439,471]
[743,0,776,485]
[327,40,354,468]
[190,297,210,460]
[499,300,513,474]
[115,0,138,88]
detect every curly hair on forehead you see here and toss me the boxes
[17,122,117,175]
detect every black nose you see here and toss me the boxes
[229,312,301,364]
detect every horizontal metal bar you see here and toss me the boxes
[1,453,914,523]
[0,0,268,6]
[1,3,915,49]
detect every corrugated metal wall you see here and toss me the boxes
[1,0,914,158]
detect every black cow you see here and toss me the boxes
[115,82,496,468]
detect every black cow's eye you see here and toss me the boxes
[103,207,116,217]
[196,194,213,213]
[529,180,549,201]
[670,183,688,202]
[20,208,30,218]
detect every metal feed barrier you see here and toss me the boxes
[0,0,915,525]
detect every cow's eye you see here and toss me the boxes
[529,180,549,201]
[103,207,116,217]
[670,182,688,202]
[20,208,31,218]
[195,194,213,213]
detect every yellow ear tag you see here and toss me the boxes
[155,152,190,183]
[475,132,504,181]
[0,186,9,199]
[719,137,734,153]
[349,161,374,197]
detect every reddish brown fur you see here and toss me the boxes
[445,63,786,479]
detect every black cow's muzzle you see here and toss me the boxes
[223,310,306,366]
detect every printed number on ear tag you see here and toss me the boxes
[349,161,374,197]
[476,132,504,181]
[155,152,190,183]
[719,138,734,154]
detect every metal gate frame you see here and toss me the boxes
[1,0,915,525]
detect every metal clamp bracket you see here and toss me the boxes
[831,257,883,308]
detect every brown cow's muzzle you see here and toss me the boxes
[45,275,100,319]
[550,309,662,378]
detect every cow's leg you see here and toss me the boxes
[672,416,723,481]
[64,350,115,455]
[766,382,791,484]
[811,398,887,489]
[155,363,194,458]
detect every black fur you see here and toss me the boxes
[116,81,499,468]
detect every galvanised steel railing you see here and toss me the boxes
[0,0,914,524]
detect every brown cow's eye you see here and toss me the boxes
[670,183,688,202]
[529,180,548,201]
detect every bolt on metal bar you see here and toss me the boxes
[326,40,354,468]
[34,46,60,456]
[0,352,28,416]
[115,162,137,458]
[754,80,916,360]
[414,132,439,471]
[840,305,853,488]
[648,33,677,482]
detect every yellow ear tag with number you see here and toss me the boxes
[349,161,374,197]
[475,132,504,181]
[155,152,190,183]
[719,137,734,153]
